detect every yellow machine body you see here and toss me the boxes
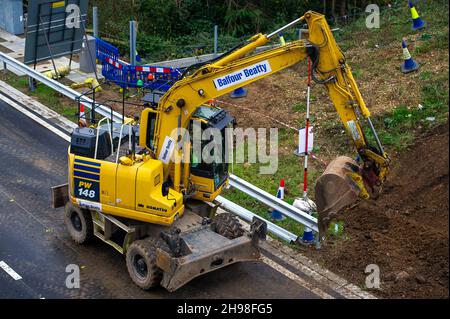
[68,152,184,225]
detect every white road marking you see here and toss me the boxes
[0,94,70,142]
[0,80,77,133]
[0,260,46,299]
[261,256,334,299]
[0,261,23,280]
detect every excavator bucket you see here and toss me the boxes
[314,156,362,235]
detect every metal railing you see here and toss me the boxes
[216,195,298,243]
[0,52,124,123]
[228,174,318,233]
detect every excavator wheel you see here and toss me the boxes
[212,213,244,239]
[64,203,94,244]
[126,237,171,290]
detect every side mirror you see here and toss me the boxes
[162,181,170,197]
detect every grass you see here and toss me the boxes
[414,30,450,54]
[366,72,449,151]
[291,102,305,113]
[0,72,79,123]
[335,1,449,50]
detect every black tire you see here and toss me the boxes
[126,237,170,290]
[64,203,94,244]
[212,213,244,239]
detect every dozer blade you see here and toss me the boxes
[315,156,362,235]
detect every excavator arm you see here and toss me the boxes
[303,12,390,232]
[139,11,390,233]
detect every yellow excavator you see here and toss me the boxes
[52,11,390,291]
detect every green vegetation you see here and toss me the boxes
[291,102,306,113]
[367,73,449,151]
[334,1,449,50]
[88,0,393,61]
[415,31,450,54]
[0,73,79,123]
[222,129,322,237]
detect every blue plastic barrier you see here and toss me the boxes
[95,38,185,91]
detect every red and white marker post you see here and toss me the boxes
[300,58,315,243]
[79,103,87,127]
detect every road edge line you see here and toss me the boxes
[0,93,70,142]
[0,260,23,280]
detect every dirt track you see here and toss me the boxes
[305,123,449,298]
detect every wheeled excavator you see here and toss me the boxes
[52,11,390,291]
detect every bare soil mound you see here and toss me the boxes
[306,123,449,299]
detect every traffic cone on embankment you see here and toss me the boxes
[292,198,315,245]
[270,179,286,221]
[300,224,315,244]
[78,103,87,127]
[401,39,419,74]
[409,1,426,31]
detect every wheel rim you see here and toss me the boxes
[133,255,148,278]
[70,211,82,232]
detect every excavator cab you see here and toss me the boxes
[139,104,235,202]
[189,106,235,201]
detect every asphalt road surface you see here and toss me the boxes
[0,99,321,299]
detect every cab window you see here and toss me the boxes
[146,112,157,150]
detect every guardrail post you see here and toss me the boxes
[2,61,6,74]
[0,52,124,123]
[77,98,80,124]
[28,76,35,91]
